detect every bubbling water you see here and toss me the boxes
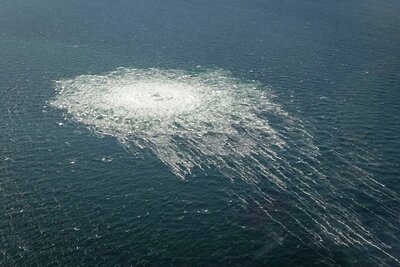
[51,68,284,177]
[105,82,201,117]
[51,68,400,265]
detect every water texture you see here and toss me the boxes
[1,0,400,266]
[51,67,400,265]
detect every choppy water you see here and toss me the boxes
[1,0,400,266]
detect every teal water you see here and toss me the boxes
[1,0,400,266]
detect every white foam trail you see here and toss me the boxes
[50,68,400,264]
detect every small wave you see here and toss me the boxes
[50,68,400,265]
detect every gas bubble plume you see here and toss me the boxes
[51,68,400,265]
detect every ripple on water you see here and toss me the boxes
[51,68,400,265]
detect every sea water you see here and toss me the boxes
[1,0,400,265]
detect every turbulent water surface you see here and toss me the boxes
[50,67,400,265]
[1,0,400,266]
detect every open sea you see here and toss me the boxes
[1,0,400,266]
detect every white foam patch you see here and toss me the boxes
[51,68,400,264]
[51,68,285,177]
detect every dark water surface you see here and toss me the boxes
[1,0,400,266]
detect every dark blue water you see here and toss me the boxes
[1,0,400,266]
